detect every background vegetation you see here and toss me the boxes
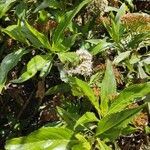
[0,0,150,149]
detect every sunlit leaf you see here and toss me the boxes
[58,52,79,64]
[108,83,150,114]
[74,112,99,129]
[72,133,91,150]
[21,21,52,50]
[96,106,143,136]
[2,25,28,44]
[69,77,100,116]
[0,0,16,18]
[100,60,117,116]
[90,39,112,55]
[12,55,52,83]
[97,140,112,150]
[113,51,131,64]
[5,127,74,150]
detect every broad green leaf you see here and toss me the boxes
[90,39,112,55]
[0,49,27,93]
[113,51,131,64]
[0,0,16,18]
[52,0,91,45]
[22,21,52,50]
[12,55,51,83]
[5,127,74,150]
[100,60,116,116]
[74,112,99,129]
[70,77,100,116]
[45,83,71,95]
[108,83,150,114]
[2,25,28,44]
[58,52,79,64]
[96,106,143,136]
[72,133,91,150]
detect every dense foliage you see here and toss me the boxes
[0,0,150,149]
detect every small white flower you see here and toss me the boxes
[65,48,93,76]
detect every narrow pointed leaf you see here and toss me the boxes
[96,106,143,136]
[90,40,112,55]
[22,21,52,50]
[100,60,116,116]
[113,51,131,64]
[52,0,91,45]
[108,83,150,114]
[70,77,100,116]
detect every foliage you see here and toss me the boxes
[0,0,150,149]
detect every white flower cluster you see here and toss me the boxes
[66,48,93,76]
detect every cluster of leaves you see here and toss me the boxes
[0,0,150,149]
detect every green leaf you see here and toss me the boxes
[34,0,61,12]
[138,63,148,79]
[108,83,150,114]
[113,51,131,64]
[100,60,117,116]
[57,107,78,128]
[97,140,112,150]
[115,3,127,22]
[72,133,91,150]
[52,0,91,46]
[2,25,29,44]
[62,33,81,51]
[15,1,27,19]
[69,77,100,116]
[74,112,99,129]
[12,55,51,83]
[90,39,112,55]
[96,106,143,136]
[58,52,79,64]
[22,21,52,50]
[127,32,150,49]
[5,127,74,150]
[39,60,53,78]
[99,125,136,140]
[0,49,27,93]
[45,83,71,95]
[0,0,16,18]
